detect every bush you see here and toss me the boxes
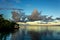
[0,14,16,31]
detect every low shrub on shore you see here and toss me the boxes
[0,14,16,31]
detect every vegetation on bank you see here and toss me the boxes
[0,14,17,31]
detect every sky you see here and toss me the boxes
[0,0,60,19]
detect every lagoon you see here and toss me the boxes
[0,26,60,40]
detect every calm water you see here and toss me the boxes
[0,26,60,40]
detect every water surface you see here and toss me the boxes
[0,26,60,40]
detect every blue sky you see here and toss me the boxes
[0,0,60,19]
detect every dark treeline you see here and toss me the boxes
[0,14,16,32]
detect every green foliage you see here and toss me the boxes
[0,14,16,30]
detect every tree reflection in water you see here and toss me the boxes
[0,32,11,40]
[0,26,60,40]
[0,29,18,40]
